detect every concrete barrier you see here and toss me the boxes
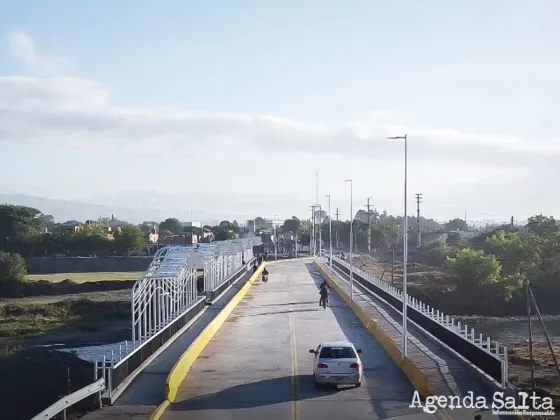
[149,262,267,420]
[314,261,434,398]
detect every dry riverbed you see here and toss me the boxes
[0,272,138,420]
[352,254,560,406]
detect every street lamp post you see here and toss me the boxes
[387,134,408,361]
[274,224,278,260]
[325,194,332,270]
[318,204,322,257]
[344,179,354,300]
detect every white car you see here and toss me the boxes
[309,341,363,387]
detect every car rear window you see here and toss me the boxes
[319,346,356,359]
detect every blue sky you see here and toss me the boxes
[0,1,558,222]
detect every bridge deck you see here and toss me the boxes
[163,259,431,420]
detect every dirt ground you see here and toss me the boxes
[352,254,453,288]
[25,271,144,283]
[351,254,560,407]
[509,342,560,407]
[0,272,138,419]
[0,287,132,340]
[0,347,99,420]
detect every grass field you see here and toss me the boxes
[25,271,145,283]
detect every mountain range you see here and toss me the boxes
[0,192,521,227]
[0,193,248,224]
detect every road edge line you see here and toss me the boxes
[149,262,267,420]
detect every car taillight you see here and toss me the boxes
[349,363,360,369]
[317,363,328,368]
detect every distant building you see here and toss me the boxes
[53,221,82,235]
[247,219,255,232]
[199,229,214,243]
[148,230,159,244]
[103,225,121,240]
[264,218,283,231]
[160,234,199,246]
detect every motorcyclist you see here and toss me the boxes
[319,281,329,307]
[262,267,269,282]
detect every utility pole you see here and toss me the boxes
[335,208,340,248]
[364,198,373,254]
[415,193,423,247]
[527,279,535,392]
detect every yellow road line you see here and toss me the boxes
[287,262,300,420]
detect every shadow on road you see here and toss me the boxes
[169,374,340,411]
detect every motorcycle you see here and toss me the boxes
[319,295,328,310]
[262,273,268,283]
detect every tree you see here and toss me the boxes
[281,217,301,234]
[446,248,502,295]
[113,226,148,254]
[218,220,235,231]
[160,229,173,238]
[81,222,107,237]
[446,232,463,248]
[254,217,267,229]
[159,218,183,235]
[526,215,559,239]
[69,231,110,256]
[139,221,158,233]
[485,230,526,275]
[211,227,233,241]
[0,205,43,252]
[232,220,240,231]
[413,240,449,267]
[183,225,202,236]
[0,252,27,286]
[445,218,468,232]
[97,215,130,227]
[38,214,55,231]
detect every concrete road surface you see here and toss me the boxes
[162,259,435,420]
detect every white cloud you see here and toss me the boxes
[2,73,558,159]
[0,31,558,221]
[3,30,68,76]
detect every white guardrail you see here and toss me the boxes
[327,255,508,367]
[30,378,104,420]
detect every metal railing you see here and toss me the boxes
[132,238,261,343]
[328,255,508,386]
[90,238,262,400]
[203,238,260,292]
[132,246,200,342]
[96,299,206,399]
[30,378,104,420]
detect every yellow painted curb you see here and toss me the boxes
[314,261,434,398]
[149,262,267,420]
[149,399,170,420]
